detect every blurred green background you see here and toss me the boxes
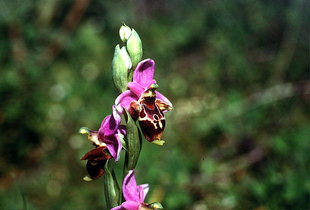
[0,0,309,209]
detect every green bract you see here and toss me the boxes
[103,161,121,208]
[124,110,142,175]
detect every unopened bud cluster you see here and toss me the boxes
[112,24,143,92]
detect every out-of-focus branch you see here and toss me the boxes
[173,81,310,129]
[227,147,266,174]
[39,0,91,66]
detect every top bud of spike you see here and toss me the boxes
[118,24,143,69]
[119,24,132,42]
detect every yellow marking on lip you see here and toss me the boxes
[83,176,93,182]
[158,120,163,129]
[152,140,165,146]
[139,115,159,129]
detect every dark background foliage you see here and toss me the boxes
[0,0,309,209]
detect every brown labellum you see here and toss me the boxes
[138,101,166,142]
[129,88,171,142]
[81,146,111,179]
[138,94,166,141]
[86,160,106,179]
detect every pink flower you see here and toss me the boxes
[80,106,125,179]
[115,59,172,143]
[112,170,149,210]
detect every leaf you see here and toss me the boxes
[103,160,121,209]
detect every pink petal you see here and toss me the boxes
[112,105,122,120]
[138,184,149,202]
[111,205,125,210]
[99,106,121,137]
[127,82,144,98]
[115,90,138,111]
[99,115,111,135]
[105,134,122,161]
[155,91,173,110]
[123,170,139,202]
[133,59,155,88]
[118,125,127,136]
[121,200,140,209]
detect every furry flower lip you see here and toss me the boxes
[115,59,172,144]
[80,145,111,180]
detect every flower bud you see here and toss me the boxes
[120,46,132,69]
[112,45,132,92]
[126,29,143,68]
[119,24,132,42]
